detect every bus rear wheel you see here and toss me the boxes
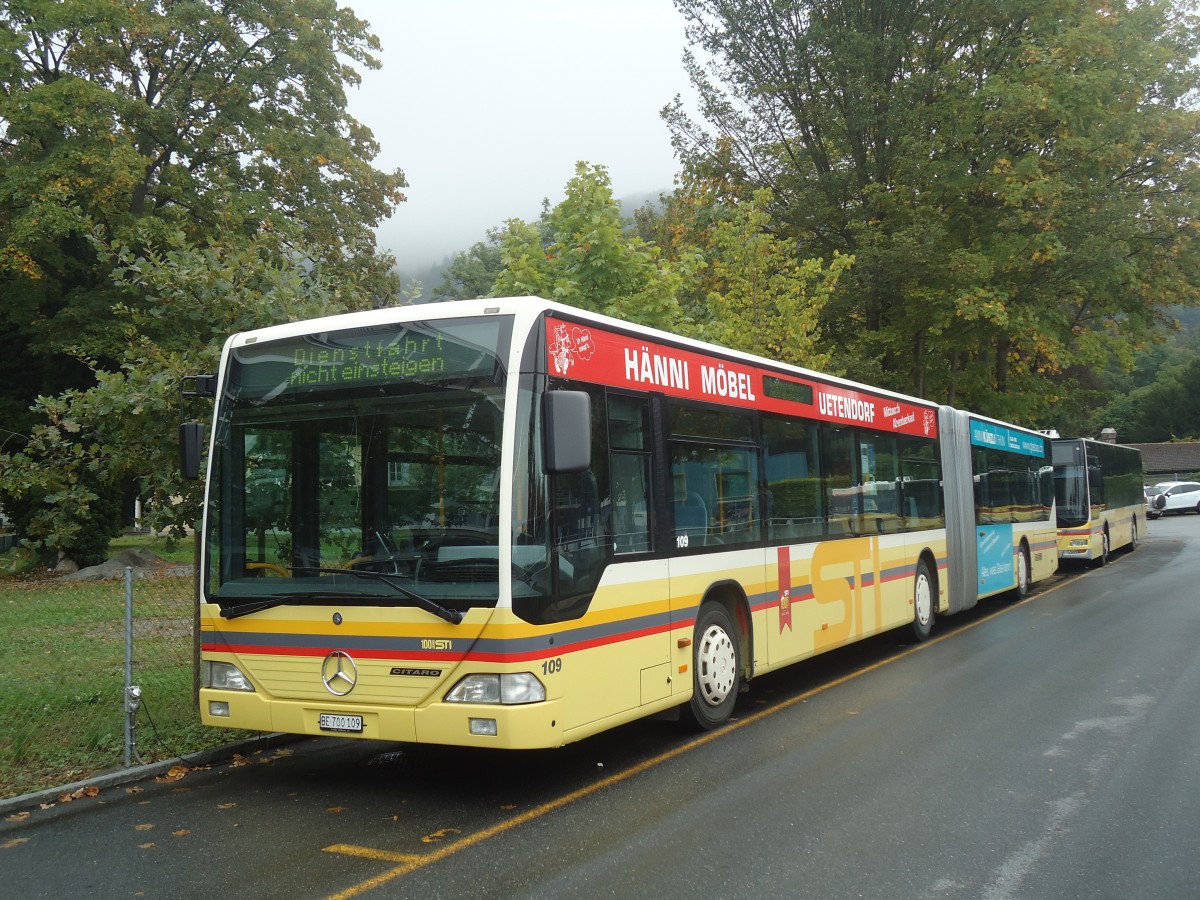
[1015,543,1030,600]
[682,602,740,730]
[910,558,935,642]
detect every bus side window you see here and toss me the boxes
[822,426,857,537]
[763,416,823,543]
[607,394,652,555]
[898,436,944,529]
[857,432,900,534]
[610,453,651,553]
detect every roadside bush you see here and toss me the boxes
[0,466,124,568]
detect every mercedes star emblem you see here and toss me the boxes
[321,650,358,696]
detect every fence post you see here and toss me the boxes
[123,566,140,768]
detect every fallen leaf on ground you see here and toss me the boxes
[326,806,348,814]
[155,765,190,783]
[135,823,154,832]
[58,785,101,804]
[2,838,30,849]
[172,829,191,838]
[5,812,30,823]
[421,827,461,843]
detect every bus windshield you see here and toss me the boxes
[1052,440,1090,527]
[205,315,512,615]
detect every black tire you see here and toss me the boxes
[1015,542,1031,600]
[910,558,935,642]
[1092,528,1110,568]
[681,602,740,730]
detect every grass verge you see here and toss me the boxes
[0,571,254,800]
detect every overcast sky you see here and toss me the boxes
[344,0,696,273]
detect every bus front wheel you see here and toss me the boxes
[1092,529,1110,568]
[910,558,935,642]
[682,602,740,730]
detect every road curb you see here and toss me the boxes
[0,732,299,817]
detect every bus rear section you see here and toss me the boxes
[939,409,1058,609]
[1052,438,1145,565]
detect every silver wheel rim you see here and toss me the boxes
[696,623,736,707]
[915,573,932,628]
[1018,550,1028,593]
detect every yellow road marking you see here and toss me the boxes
[324,844,423,864]
[325,575,1076,899]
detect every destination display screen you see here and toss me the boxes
[229,316,511,402]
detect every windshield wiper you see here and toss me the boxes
[313,568,464,624]
[220,592,348,620]
[218,575,464,624]
[222,598,288,620]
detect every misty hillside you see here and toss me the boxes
[395,189,671,302]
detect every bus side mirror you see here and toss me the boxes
[544,390,591,474]
[179,421,206,480]
[178,374,217,480]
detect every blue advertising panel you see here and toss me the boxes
[969,420,1046,458]
[977,524,1016,594]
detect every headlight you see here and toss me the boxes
[204,661,255,692]
[445,673,545,705]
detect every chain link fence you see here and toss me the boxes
[1,569,250,800]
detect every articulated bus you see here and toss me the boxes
[185,298,1057,749]
[1051,437,1145,566]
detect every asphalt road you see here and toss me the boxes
[4,514,1199,899]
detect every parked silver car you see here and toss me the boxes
[1145,485,1163,519]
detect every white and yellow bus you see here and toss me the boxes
[185,298,1057,748]
[1052,437,1145,566]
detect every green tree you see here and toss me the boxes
[704,189,852,371]
[635,169,853,369]
[666,0,1200,423]
[0,1,407,562]
[1094,357,1200,442]
[491,162,688,330]
[0,0,406,435]
[0,230,395,562]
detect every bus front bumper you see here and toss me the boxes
[199,689,566,750]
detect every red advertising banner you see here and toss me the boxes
[545,317,938,438]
